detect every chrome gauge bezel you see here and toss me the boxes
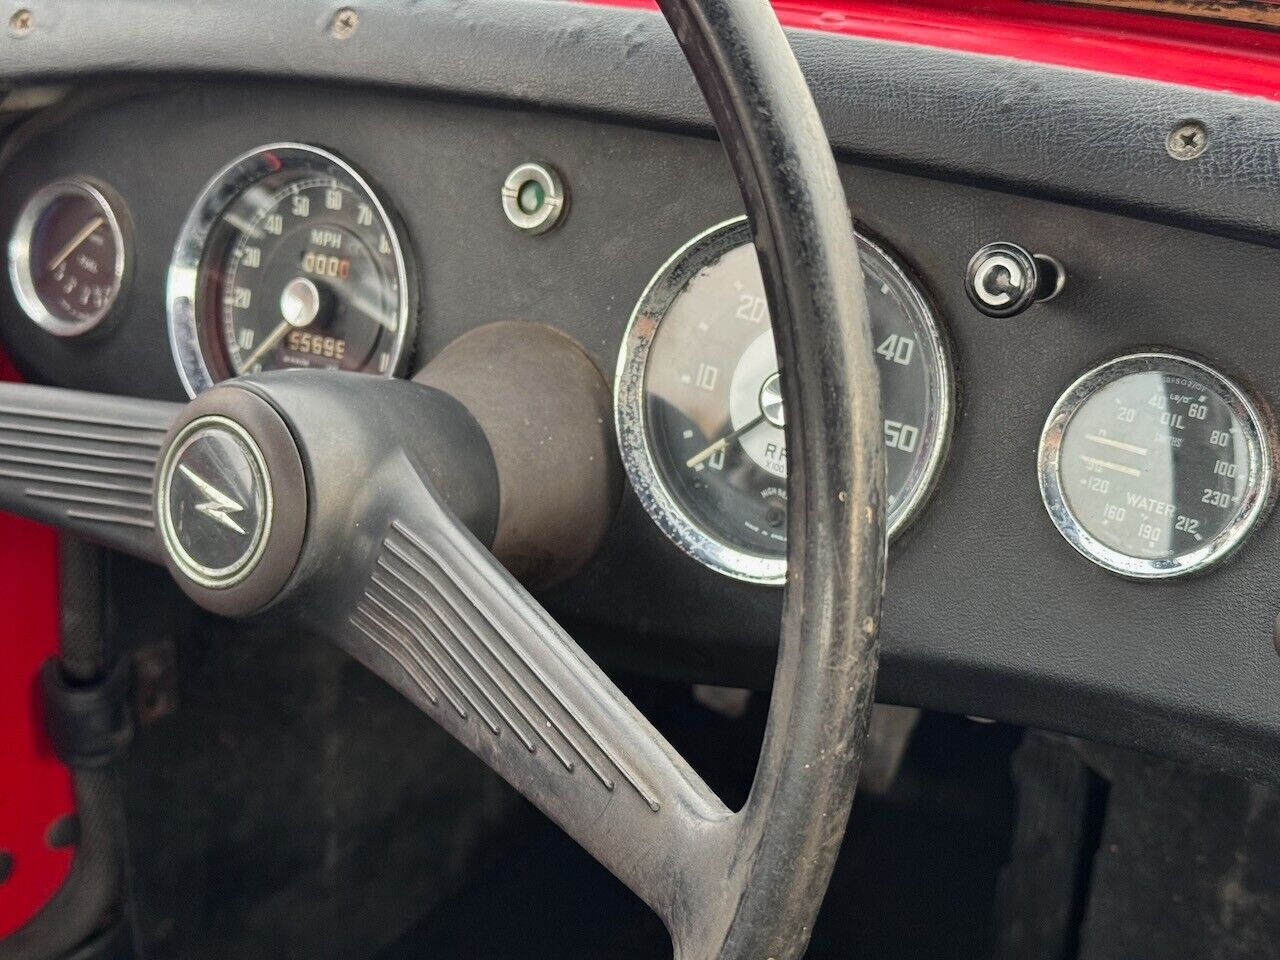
[1038,351,1275,580]
[9,177,129,337]
[615,216,954,585]
[166,142,414,397]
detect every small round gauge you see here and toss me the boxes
[168,143,415,396]
[616,217,953,584]
[1039,352,1275,579]
[9,178,129,336]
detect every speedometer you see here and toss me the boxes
[616,217,953,584]
[1039,352,1275,578]
[167,143,415,396]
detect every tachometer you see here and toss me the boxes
[616,217,953,584]
[1038,352,1275,578]
[167,143,415,396]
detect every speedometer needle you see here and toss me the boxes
[686,414,766,469]
[47,215,105,272]
[240,320,291,372]
[239,277,324,372]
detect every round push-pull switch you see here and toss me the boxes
[965,241,1065,318]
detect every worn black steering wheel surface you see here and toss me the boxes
[0,1,885,956]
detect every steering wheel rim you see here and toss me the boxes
[656,0,886,952]
[0,1,884,957]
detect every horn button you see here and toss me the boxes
[158,416,271,588]
[153,384,308,617]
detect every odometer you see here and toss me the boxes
[616,217,953,584]
[167,143,415,396]
[1039,352,1275,578]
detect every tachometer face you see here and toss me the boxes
[616,217,953,584]
[167,143,414,396]
[1039,352,1275,578]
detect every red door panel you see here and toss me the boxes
[0,349,73,939]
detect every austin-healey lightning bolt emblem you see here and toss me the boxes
[178,464,248,535]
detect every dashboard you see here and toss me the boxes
[4,38,1280,785]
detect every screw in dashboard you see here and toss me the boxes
[8,9,32,37]
[330,7,359,39]
[1166,120,1208,161]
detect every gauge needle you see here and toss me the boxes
[239,278,323,372]
[240,320,291,372]
[46,215,104,272]
[686,413,767,468]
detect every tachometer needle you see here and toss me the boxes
[46,215,105,272]
[686,413,766,469]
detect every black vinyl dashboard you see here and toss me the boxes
[4,0,1280,786]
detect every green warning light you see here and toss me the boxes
[517,179,546,215]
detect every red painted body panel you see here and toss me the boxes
[0,349,73,939]
[591,0,1280,101]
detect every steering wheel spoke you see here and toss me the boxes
[0,382,178,560]
[335,472,733,923]
[166,370,733,937]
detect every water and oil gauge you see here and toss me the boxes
[1039,352,1275,579]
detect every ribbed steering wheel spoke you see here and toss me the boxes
[326,459,736,928]
[0,382,179,561]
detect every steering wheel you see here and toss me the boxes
[0,0,884,956]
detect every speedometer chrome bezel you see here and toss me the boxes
[615,215,953,585]
[1038,351,1275,580]
[166,142,414,397]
